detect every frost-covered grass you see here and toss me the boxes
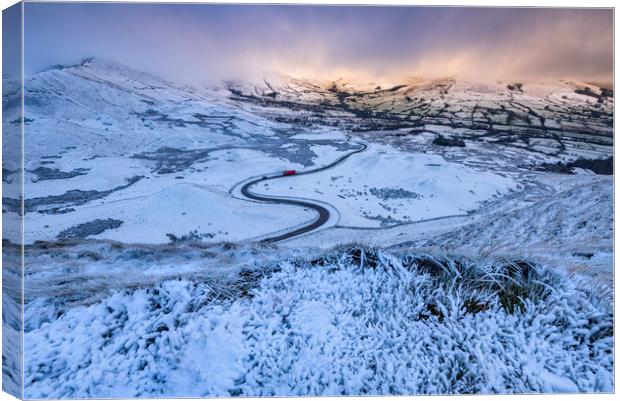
[23,246,613,398]
[408,175,613,282]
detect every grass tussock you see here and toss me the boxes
[323,246,557,315]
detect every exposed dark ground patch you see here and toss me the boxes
[369,187,423,200]
[3,176,143,214]
[569,157,613,175]
[432,134,466,147]
[57,218,124,240]
[132,146,235,174]
[538,156,613,175]
[133,133,356,174]
[31,167,90,181]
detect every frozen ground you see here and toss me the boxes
[2,58,614,397]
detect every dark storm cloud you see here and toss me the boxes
[20,3,613,84]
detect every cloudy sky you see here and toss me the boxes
[13,3,614,84]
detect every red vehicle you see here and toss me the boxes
[283,170,297,176]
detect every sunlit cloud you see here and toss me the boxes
[20,4,613,85]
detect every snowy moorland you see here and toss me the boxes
[15,245,614,397]
[2,58,614,396]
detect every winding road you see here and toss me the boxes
[240,142,368,243]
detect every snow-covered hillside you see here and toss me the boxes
[2,58,613,397]
[2,58,612,245]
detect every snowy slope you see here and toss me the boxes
[2,59,613,397]
[5,59,611,245]
[21,247,613,398]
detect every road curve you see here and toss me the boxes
[240,142,368,243]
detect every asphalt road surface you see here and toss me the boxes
[240,143,368,243]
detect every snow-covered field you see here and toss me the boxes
[2,58,614,397]
[257,143,517,227]
[17,148,323,244]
